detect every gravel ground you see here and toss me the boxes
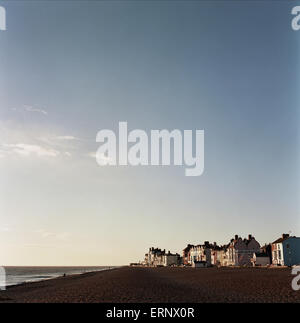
[0,266,299,303]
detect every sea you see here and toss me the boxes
[2,266,113,287]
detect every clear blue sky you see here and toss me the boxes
[0,0,299,265]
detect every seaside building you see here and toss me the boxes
[260,243,272,264]
[182,236,261,267]
[140,233,300,268]
[221,247,230,266]
[147,248,164,266]
[146,247,180,267]
[210,244,227,266]
[190,241,213,267]
[271,234,300,266]
[226,234,260,266]
[182,244,194,265]
[162,251,181,266]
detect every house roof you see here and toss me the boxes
[272,234,291,244]
[272,237,286,244]
[183,244,194,252]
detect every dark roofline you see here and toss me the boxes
[272,234,291,244]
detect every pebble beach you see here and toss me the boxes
[0,266,299,303]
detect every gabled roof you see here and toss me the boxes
[272,234,290,244]
[183,244,194,252]
[272,237,285,244]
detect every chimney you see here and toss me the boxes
[235,234,238,240]
[248,234,252,240]
[282,233,290,239]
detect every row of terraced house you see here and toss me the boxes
[141,233,300,267]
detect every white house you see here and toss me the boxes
[272,234,300,266]
[190,241,212,266]
[146,247,180,267]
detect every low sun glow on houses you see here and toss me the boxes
[135,233,300,268]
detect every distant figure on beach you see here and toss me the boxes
[63,273,66,277]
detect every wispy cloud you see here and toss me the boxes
[38,135,80,148]
[24,105,48,115]
[0,120,90,161]
[2,143,59,157]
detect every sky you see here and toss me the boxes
[0,0,299,266]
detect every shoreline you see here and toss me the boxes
[4,266,120,290]
[1,266,299,303]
